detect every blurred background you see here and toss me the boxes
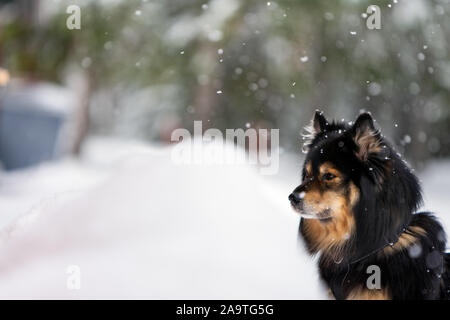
[0,0,448,171]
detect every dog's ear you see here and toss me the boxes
[302,110,327,151]
[351,112,381,161]
[312,110,327,134]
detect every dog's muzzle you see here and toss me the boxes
[289,191,332,221]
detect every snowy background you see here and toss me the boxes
[0,0,449,299]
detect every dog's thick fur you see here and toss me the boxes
[289,111,450,300]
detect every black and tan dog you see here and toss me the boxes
[289,111,450,300]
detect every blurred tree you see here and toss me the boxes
[0,0,448,166]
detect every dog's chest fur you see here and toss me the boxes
[301,213,448,300]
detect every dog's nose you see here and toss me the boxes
[289,193,301,205]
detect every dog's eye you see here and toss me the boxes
[322,173,336,181]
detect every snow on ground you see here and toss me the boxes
[0,138,325,299]
[0,137,448,299]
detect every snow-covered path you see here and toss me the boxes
[0,140,325,299]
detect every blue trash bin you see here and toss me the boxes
[0,83,74,171]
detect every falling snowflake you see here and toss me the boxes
[368,82,382,96]
[81,57,92,68]
[403,135,412,144]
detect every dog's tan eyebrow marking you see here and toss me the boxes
[319,162,342,180]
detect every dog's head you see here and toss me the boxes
[289,111,382,222]
[290,111,422,257]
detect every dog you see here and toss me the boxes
[289,111,450,300]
